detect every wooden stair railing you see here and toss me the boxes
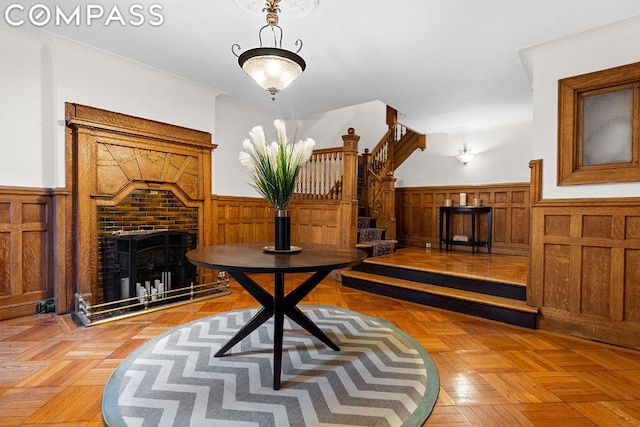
[360,118,426,240]
[395,127,427,167]
[295,147,345,200]
[288,118,425,248]
[292,128,360,248]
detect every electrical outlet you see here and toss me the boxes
[425,242,431,248]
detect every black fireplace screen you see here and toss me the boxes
[103,231,197,303]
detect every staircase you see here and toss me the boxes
[341,251,537,329]
[357,106,426,245]
[356,216,397,257]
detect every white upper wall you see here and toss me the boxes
[294,101,388,152]
[0,30,45,187]
[396,117,533,187]
[519,15,640,199]
[0,28,221,189]
[214,97,278,197]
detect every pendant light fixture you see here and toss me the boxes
[232,0,306,100]
[456,143,475,165]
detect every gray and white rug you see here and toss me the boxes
[102,305,439,426]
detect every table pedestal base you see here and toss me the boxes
[214,270,339,390]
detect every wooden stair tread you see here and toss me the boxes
[362,256,527,287]
[356,239,398,247]
[341,270,538,314]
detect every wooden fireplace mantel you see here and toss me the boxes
[62,103,216,312]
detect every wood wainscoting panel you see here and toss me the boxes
[210,196,345,247]
[580,246,611,319]
[0,231,9,295]
[529,173,640,349]
[291,200,341,245]
[626,216,640,239]
[582,215,613,239]
[511,207,529,244]
[544,214,571,236]
[625,249,640,322]
[493,207,507,243]
[542,244,571,311]
[396,183,530,256]
[211,196,272,245]
[0,187,54,320]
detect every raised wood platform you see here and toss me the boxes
[341,247,537,328]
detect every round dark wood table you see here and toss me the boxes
[186,243,367,390]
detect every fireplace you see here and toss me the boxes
[103,230,197,303]
[65,103,225,323]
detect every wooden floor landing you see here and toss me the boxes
[366,246,529,286]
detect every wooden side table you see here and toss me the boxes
[439,206,492,253]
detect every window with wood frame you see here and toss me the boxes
[557,62,640,185]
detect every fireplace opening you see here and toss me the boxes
[73,188,229,326]
[104,230,197,303]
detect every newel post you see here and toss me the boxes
[380,171,397,240]
[360,148,370,217]
[340,128,360,248]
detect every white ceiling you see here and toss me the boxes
[12,0,640,133]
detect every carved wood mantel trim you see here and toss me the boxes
[63,103,215,310]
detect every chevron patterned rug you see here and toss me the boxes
[102,305,439,426]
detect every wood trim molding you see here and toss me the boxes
[65,103,214,148]
[557,62,640,185]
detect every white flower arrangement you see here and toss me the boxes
[239,119,315,211]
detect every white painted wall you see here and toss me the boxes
[294,101,388,152]
[395,117,533,187]
[0,30,46,187]
[0,28,222,189]
[519,15,640,199]
[214,97,278,197]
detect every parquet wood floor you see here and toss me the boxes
[1,257,640,425]
[369,247,529,285]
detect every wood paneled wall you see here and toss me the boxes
[211,196,273,245]
[396,183,531,255]
[529,160,640,349]
[211,196,346,247]
[0,187,54,320]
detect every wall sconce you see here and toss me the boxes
[456,143,475,165]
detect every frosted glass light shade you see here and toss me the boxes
[456,150,475,165]
[238,47,306,100]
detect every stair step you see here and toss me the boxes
[355,240,398,247]
[353,260,526,300]
[343,270,536,313]
[358,228,386,242]
[358,217,375,228]
[355,240,397,257]
[341,269,537,328]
